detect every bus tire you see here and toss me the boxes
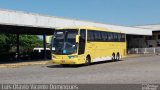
[86,55,91,65]
[116,52,120,61]
[112,53,115,62]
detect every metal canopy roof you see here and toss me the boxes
[0,9,152,35]
[56,26,123,33]
[0,24,54,35]
[135,24,160,31]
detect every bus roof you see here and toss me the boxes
[56,26,124,33]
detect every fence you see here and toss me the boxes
[128,47,160,54]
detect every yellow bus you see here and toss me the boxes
[51,26,126,65]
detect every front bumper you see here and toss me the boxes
[52,58,80,64]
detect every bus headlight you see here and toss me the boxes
[52,56,56,59]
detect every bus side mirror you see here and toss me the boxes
[76,35,80,43]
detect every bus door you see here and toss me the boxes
[78,29,86,55]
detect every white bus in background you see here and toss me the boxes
[33,48,50,53]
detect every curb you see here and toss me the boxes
[0,60,51,68]
[125,54,157,58]
[126,54,143,58]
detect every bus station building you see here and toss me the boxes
[0,9,153,61]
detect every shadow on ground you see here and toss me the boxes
[46,60,123,68]
[0,59,50,64]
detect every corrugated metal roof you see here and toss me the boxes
[0,9,152,35]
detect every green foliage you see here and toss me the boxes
[19,35,42,48]
[0,34,8,44]
[0,34,42,52]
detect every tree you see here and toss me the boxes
[0,34,8,44]
[19,35,42,50]
[0,34,13,52]
[0,34,42,53]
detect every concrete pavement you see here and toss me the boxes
[0,55,160,84]
[0,54,158,68]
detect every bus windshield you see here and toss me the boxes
[52,30,78,55]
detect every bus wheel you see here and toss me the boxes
[112,53,115,62]
[86,56,91,65]
[116,52,120,61]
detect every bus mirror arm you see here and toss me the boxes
[76,35,80,43]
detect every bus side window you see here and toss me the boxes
[87,31,91,41]
[87,30,94,41]
[101,31,106,41]
[94,31,102,41]
[105,32,108,41]
[121,34,125,42]
[117,33,121,42]
[113,33,118,41]
[99,31,103,41]
[108,32,113,41]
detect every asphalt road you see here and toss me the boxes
[0,55,160,84]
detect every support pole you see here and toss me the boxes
[43,34,47,60]
[16,33,20,60]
